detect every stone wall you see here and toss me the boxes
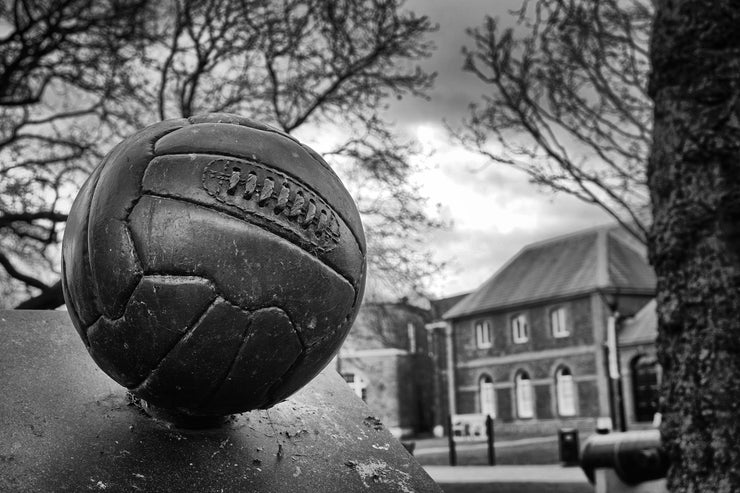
[340,352,435,438]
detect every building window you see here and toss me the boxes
[632,355,661,422]
[479,375,496,417]
[342,372,368,402]
[475,320,493,348]
[515,371,534,419]
[511,313,529,343]
[550,307,569,338]
[555,366,576,416]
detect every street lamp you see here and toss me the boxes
[600,290,627,432]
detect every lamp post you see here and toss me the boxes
[601,290,627,432]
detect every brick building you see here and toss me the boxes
[438,225,656,436]
[337,300,435,437]
[619,299,661,425]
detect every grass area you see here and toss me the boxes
[413,439,563,466]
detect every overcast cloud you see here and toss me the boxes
[386,0,614,297]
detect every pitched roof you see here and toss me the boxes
[619,298,657,345]
[429,292,470,320]
[443,224,655,319]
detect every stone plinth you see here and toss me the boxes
[0,310,440,492]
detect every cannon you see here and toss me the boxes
[581,430,668,492]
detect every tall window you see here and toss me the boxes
[475,320,493,348]
[511,313,529,343]
[479,375,496,417]
[515,371,534,418]
[550,307,570,338]
[555,366,576,416]
[342,372,368,402]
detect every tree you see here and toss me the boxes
[649,1,740,490]
[0,0,153,307]
[457,0,653,243]
[0,0,441,308]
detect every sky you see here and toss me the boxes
[380,0,613,298]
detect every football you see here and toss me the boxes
[61,113,366,416]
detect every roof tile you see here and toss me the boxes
[444,225,655,319]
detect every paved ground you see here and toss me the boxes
[423,465,589,484]
[423,465,592,493]
[412,436,593,492]
[413,436,557,456]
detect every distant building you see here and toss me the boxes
[337,300,435,438]
[436,225,657,436]
[619,299,661,425]
[425,292,470,435]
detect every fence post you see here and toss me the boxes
[486,414,495,466]
[447,414,457,466]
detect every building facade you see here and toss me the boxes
[619,299,661,426]
[440,225,657,436]
[337,300,435,437]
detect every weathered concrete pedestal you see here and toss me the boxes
[0,311,441,492]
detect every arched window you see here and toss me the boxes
[555,366,576,416]
[479,374,496,417]
[515,371,534,418]
[632,355,661,422]
[342,372,368,402]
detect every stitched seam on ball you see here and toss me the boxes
[104,125,187,320]
[81,166,106,325]
[129,296,220,392]
[84,314,104,345]
[262,350,306,406]
[200,157,341,253]
[185,118,337,177]
[89,126,183,320]
[138,267,338,350]
[195,306,303,412]
[194,309,256,410]
[261,312,351,406]
[155,150,365,261]
[62,256,89,347]
[141,192,358,292]
[278,306,306,349]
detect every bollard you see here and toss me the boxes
[558,428,579,466]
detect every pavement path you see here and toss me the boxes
[423,465,589,484]
[413,435,557,456]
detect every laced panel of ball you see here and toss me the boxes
[61,113,366,417]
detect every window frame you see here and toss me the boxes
[475,320,493,349]
[342,372,368,402]
[515,370,534,419]
[550,306,570,338]
[511,313,529,344]
[555,366,576,417]
[479,375,496,417]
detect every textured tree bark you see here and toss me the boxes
[648,1,740,491]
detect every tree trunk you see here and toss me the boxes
[648,1,740,491]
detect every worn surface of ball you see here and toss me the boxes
[61,113,366,416]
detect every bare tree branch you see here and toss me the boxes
[0,251,49,290]
[0,0,443,308]
[456,0,653,243]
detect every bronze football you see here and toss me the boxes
[61,113,366,416]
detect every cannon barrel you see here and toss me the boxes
[580,430,668,485]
